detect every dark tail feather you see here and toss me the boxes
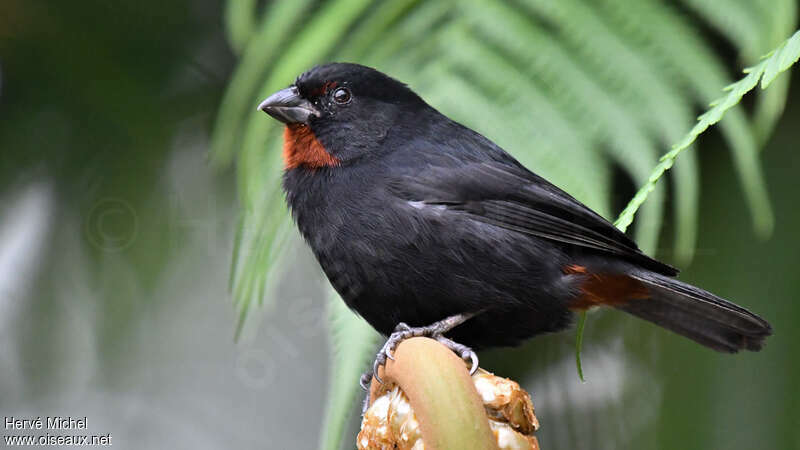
[617,271,772,353]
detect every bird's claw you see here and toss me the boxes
[435,335,480,375]
[360,313,482,414]
[359,372,373,391]
[369,326,416,385]
[384,323,410,362]
[364,318,481,388]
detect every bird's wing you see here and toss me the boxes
[388,161,677,276]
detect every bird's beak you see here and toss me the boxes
[257,86,319,124]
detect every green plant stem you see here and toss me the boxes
[575,311,587,382]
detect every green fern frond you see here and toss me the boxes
[223,0,259,56]
[575,28,800,384]
[338,0,423,61]
[465,0,666,251]
[212,0,315,167]
[615,29,800,233]
[431,28,609,214]
[679,0,764,59]
[518,0,700,258]
[596,0,760,262]
[319,288,380,450]
[681,0,797,145]
[361,0,452,65]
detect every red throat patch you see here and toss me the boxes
[564,264,650,310]
[282,124,340,169]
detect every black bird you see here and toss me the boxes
[257,62,771,383]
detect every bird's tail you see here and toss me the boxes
[616,271,772,352]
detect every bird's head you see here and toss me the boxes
[257,63,426,169]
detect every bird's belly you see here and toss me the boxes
[314,218,578,347]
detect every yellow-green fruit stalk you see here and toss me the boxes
[358,337,540,450]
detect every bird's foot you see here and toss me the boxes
[361,312,481,390]
[432,335,479,375]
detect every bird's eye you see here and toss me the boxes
[332,87,352,105]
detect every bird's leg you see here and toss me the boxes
[361,311,482,391]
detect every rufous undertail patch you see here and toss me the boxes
[564,264,650,310]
